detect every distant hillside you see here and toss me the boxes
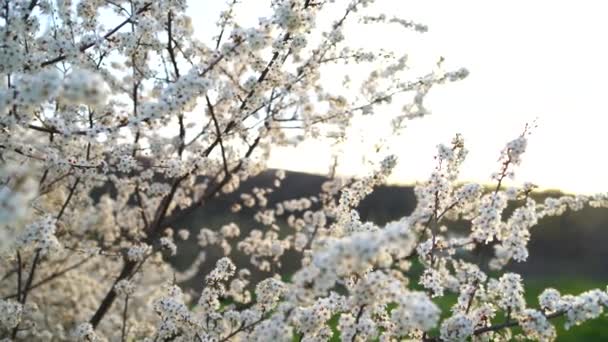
[162,170,608,291]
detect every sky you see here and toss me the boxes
[188,0,608,195]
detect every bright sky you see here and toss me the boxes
[189,0,608,195]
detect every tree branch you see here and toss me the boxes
[40,3,152,67]
[3,255,93,300]
[206,95,230,177]
[474,310,565,336]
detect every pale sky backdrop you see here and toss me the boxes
[188,0,608,195]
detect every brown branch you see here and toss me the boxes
[57,178,80,220]
[350,305,366,342]
[16,251,22,301]
[474,310,565,335]
[166,11,180,79]
[164,11,187,157]
[177,114,186,156]
[120,295,129,342]
[27,121,129,136]
[87,40,241,331]
[89,167,188,329]
[219,311,267,342]
[21,251,40,304]
[8,167,83,334]
[89,260,137,328]
[22,0,38,21]
[146,174,189,239]
[12,250,41,338]
[134,185,149,227]
[160,132,263,230]
[3,255,93,300]
[465,281,479,314]
[206,95,230,177]
[39,172,72,195]
[424,310,567,341]
[214,0,238,50]
[86,9,289,330]
[1,267,17,283]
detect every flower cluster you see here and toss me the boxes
[440,313,474,341]
[519,309,556,342]
[61,68,110,107]
[71,323,101,342]
[489,273,526,314]
[0,164,37,240]
[391,291,441,335]
[471,192,507,243]
[16,215,60,256]
[0,299,23,330]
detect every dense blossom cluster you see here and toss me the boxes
[0,0,606,341]
[0,299,22,330]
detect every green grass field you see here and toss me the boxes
[520,278,608,341]
[320,277,607,341]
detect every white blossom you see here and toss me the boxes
[440,313,474,341]
[519,309,556,342]
[0,300,23,329]
[61,68,110,106]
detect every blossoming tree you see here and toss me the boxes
[0,0,607,341]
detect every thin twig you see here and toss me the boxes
[3,255,93,300]
[121,295,129,342]
[12,250,41,338]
